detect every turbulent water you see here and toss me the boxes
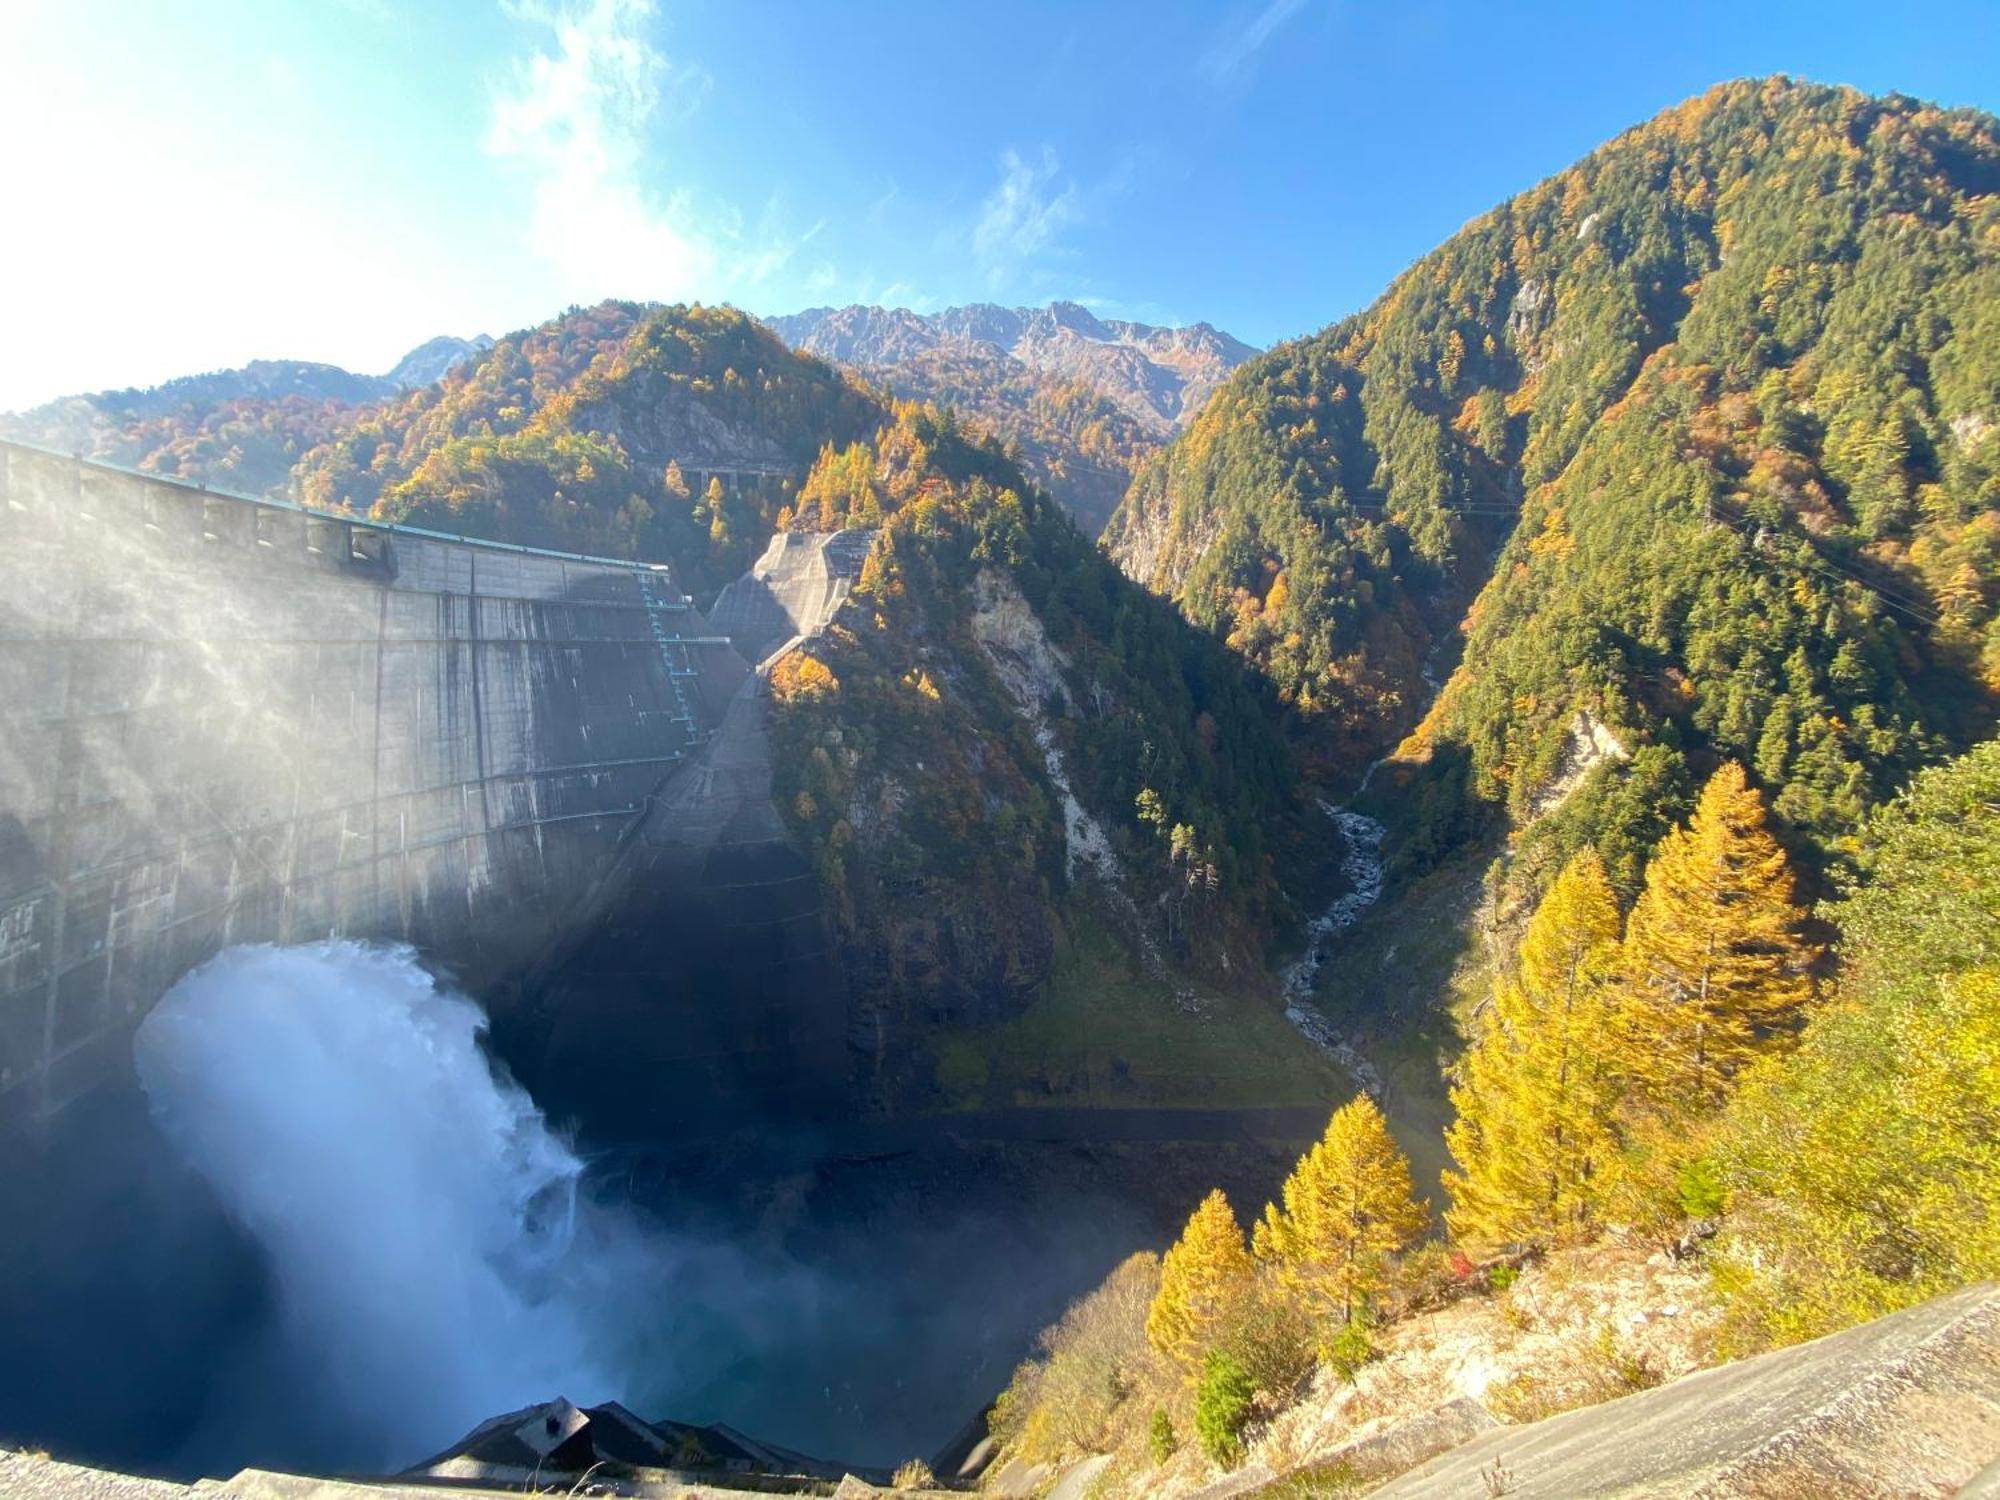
[1281,800,1388,1096]
[114,940,1220,1479]
[132,941,743,1475]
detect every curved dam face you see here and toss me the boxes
[0,454,883,1472]
[0,440,847,1139]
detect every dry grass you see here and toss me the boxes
[892,1456,938,1489]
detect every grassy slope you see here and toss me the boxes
[1294,841,1501,1206]
[925,916,1348,1112]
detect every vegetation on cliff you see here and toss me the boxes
[1713,740,2000,1344]
[763,403,1331,1109]
[293,302,882,594]
[841,343,1158,534]
[773,404,1298,923]
[992,1097,1429,1482]
[0,361,391,497]
[767,300,1256,536]
[1108,80,1998,881]
[986,94,2000,1479]
[1442,850,1624,1252]
[990,740,1996,1492]
[1251,1096,1427,1334]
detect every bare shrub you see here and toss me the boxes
[992,1251,1168,1463]
[1484,1320,1662,1424]
[891,1457,936,1489]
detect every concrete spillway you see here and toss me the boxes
[0,440,856,1139]
[707,529,875,668]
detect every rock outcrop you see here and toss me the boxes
[767,302,1254,437]
[1371,1280,2000,1498]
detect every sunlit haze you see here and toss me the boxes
[4,0,1996,409]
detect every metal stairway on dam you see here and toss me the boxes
[635,567,719,752]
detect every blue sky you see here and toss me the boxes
[5,0,1997,410]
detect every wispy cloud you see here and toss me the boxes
[970,147,1080,290]
[488,0,809,303]
[1199,0,1308,86]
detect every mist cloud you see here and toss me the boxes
[489,0,811,305]
[132,941,812,1474]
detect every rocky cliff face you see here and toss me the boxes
[768,301,1254,439]
[382,334,494,390]
[765,302,1256,536]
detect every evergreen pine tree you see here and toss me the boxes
[1194,1350,1255,1467]
[1444,850,1624,1251]
[1618,763,1813,1119]
[1147,1188,1253,1371]
[1252,1096,1426,1329]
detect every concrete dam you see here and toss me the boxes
[0,438,864,1139]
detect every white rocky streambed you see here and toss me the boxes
[1281,798,1388,1096]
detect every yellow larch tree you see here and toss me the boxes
[1252,1096,1426,1329]
[1618,762,1813,1120]
[1146,1188,1253,1372]
[1444,849,1625,1252]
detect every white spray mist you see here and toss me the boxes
[134,941,633,1473]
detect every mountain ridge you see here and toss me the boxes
[767,300,1256,434]
[0,333,494,497]
[1105,76,1999,890]
[764,301,1255,532]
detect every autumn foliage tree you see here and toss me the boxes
[1444,850,1625,1251]
[1617,762,1813,1120]
[1147,1189,1254,1373]
[1713,742,2000,1344]
[1252,1096,1427,1331]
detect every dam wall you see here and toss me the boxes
[0,440,772,1132]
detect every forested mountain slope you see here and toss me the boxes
[292,302,882,596]
[0,339,489,498]
[0,359,395,497]
[820,340,1157,536]
[267,305,1328,1103]
[1107,78,2000,863]
[764,404,1331,1110]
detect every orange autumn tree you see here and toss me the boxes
[1147,1189,1253,1372]
[1252,1096,1426,1329]
[1618,762,1814,1121]
[1444,850,1625,1252]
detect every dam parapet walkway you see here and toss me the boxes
[0,440,750,1130]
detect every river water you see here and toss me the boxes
[1280,800,1389,1095]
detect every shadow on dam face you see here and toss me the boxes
[0,1083,268,1472]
